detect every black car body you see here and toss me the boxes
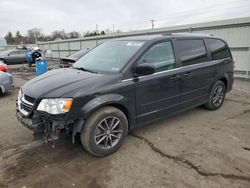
[59,49,89,68]
[17,34,234,156]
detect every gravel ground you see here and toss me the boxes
[0,61,250,188]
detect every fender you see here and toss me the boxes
[80,94,136,129]
[80,94,129,119]
[218,72,230,89]
[81,94,126,115]
[208,73,230,93]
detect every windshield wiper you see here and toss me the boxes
[73,67,97,74]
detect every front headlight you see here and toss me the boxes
[18,89,22,100]
[37,98,73,114]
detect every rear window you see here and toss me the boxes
[176,39,208,66]
[206,38,231,60]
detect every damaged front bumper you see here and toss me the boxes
[16,91,84,144]
[16,110,35,131]
[16,109,83,144]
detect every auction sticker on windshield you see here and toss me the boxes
[126,42,144,47]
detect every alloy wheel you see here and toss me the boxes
[94,116,123,149]
[212,85,224,106]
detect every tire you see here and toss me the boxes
[0,88,2,96]
[28,62,32,67]
[81,106,128,157]
[204,80,226,110]
[0,59,6,64]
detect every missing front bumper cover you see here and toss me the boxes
[16,110,83,146]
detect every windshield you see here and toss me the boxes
[73,41,144,73]
[0,50,12,55]
[69,49,89,59]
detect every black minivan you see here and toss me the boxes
[17,33,234,156]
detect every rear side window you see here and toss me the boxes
[176,39,208,66]
[206,39,231,60]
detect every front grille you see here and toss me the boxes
[21,102,33,113]
[24,95,35,104]
[18,92,35,116]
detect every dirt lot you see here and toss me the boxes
[0,62,250,188]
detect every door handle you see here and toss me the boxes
[170,75,181,81]
[183,72,191,77]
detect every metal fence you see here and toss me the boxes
[38,17,250,79]
[0,44,36,51]
[0,45,17,51]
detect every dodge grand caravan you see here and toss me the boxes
[17,34,234,156]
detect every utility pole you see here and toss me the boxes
[150,19,155,29]
[247,42,250,80]
[96,24,98,35]
[112,24,115,38]
[96,24,98,46]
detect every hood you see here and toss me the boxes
[22,68,119,99]
[60,57,77,62]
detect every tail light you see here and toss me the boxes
[0,62,8,72]
[0,66,8,72]
[232,60,235,72]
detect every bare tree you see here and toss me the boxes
[4,31,15,44]
[105,28,112,34]
[67,31,82,39]
[51,30,67,40]
[15,31,23,45]
[27,28,43,44]
[3,27,110,44]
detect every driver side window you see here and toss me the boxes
[138,41,176,72]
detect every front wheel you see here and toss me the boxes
[204,80,226,110]
[81,106,128,157]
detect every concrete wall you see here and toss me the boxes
[38,17,250,79]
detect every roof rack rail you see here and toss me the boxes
[162,33,172,36]
[162,33,213,37]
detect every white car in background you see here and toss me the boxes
[0,71,13,95]
[0,38,7,51]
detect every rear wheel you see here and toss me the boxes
[204,80,226,110]
[81,106,128,157]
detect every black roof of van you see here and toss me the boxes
[116,33,215,41]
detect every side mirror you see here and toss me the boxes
[134,64,155,77]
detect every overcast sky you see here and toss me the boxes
[0,0,250,37]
